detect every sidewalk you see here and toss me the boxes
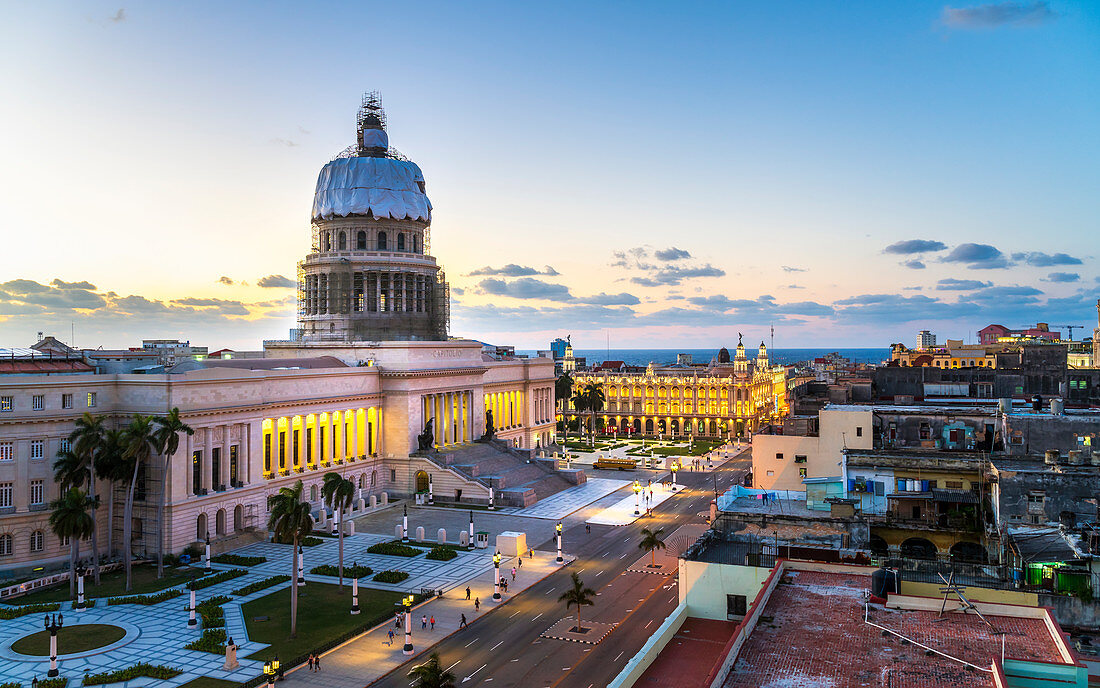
[279,549,569,687]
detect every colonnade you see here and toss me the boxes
[303,271,435,315]
[184,422,251,496]
[422,391,473,448]
[260,407,381,479]
[485,390,523,430]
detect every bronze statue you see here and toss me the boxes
[484,409,495,439]
[417,418,435,451]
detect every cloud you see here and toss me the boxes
[109,8,126,22]
[257,274,295,288]
[270,138,299,147]
[781,266,806,273]
[50,279,98,291]
[901,260,926,270]
[630,264,726,287]
[883,239,948,255]
[936,278,992,291]
[476,278,573,301]
[581,292,640,306]
[610,247,654,270]
[467,264,559,277]
[941,243,1011,269]
[170,298,251,316]
[1044,272,1080,283]
[217,276,235,286]
[786,284,804,289]
[1010,251,1083,267]
[654,247,691,261]
[942,2,1056,29]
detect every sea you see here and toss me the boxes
[515,348,892,367]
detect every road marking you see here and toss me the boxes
[595,571,603,577]
[461,664,487,683]
[490,640,504,651]
[510,659,519,662]
[545,587,555,595]
[508,610,520,618]
[644,620,653,629]
[532,613,543,621]
[464,637,479,648]
[446,661,462,671]
[614,651,624,661]
[619,552,627,559]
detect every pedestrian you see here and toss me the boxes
[395,612,402,627]
[430,615,435,630]
[511,566,516,581]
[475,596,480,612]
[308,654,314,671]
[517,556,522,568]
[465,586,471,600]
[387,629,395,645]
[460,613,468,629]
[585,523,591,535]
[529,548,533,559]
[314,654,321,672]
[421,614,427,630]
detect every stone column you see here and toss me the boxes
[203,427,213,493]
[222,424,232,487]
[434,394,443,448]
[349,409,358,461]
[376,405,385,457]
[388,271,395,314]
[184,431,194,497]
[311,415,320,468]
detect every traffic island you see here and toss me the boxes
[540,617,617,645]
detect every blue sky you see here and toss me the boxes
[0,1,1097,350]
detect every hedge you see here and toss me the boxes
[189,568,247,591]
[372,570,410,584]
[83,663,182,685]
[197,595,230,628]
[36,680,67,688]
[366,542,420,557]
[107,589,181,606]
[231,575,291,597]
[0,602,60,619]
[211,554,267,567]
[302,536,324,547]
[309,564,373,579]
[185,628,227,654]
[425,547,458,561]
[1,682,21,688]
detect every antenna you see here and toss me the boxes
[937,570,998,631]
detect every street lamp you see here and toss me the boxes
[555,522,564,563]
[44,613,63,677]
[428,474,434,505]
[468,511,475,551]
[74,563,87,611]
[187,582,197,628]
[204,531,212,575]
[670,462,679,491]
[402,504,409,543]
[493,552,502,601]
[402,595,415,655]
[633,481,641,516]
[351,576,360,615]
[263,659,275,687]
[488,478,495,511]
[297,544,305,587]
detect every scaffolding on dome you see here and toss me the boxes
[331,91,409,162]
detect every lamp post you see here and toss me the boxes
[633,481,641,516]
[670,462,679,491]
[204,531,212,575]
[297,544,305,587]
[74,564,87,611]
[488,478,495,511]
[555,522,563,563]
[402,504,409,543]
[468,511,475,550]
[44,613,63,677]
[187,583,197,627]
[402,595,414,655]
[331,504,339,537]
[263,660,274,688]
[428,474,434,505]
[493,552,502,601]
[351,577,360,615]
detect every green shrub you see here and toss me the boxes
[426,547,458,561]
[107,589,182,606]
[310,564,373,578]
[196,595,230,628]
[372,570,410,584]
[83,663,182,685]
[185,628,227,654]
[231,575,291,596]
[367,542,420,557]
[183,544,203,558]
[1,681,21,688]
[37,679,67,688]
[189,568,247,591]
[0,602,60,619]
[212,554,267,566]
[302,536,324,547]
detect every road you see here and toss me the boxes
[370,448,751,688]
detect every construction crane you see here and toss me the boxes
[1054,324,1083,341]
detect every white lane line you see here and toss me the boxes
[510,659,519,662]
[532,613,543,621]
[644,620,653,629]
[463,663,487,682]
[545,587,555,595]
[619,552,628,559]
[464,637,480,648]
[490,640,504,651]
[508,610,520,618]
[614,651,624,661]
[595,571,603,577]
[446,660,462,671]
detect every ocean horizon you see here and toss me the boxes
[516,347,891,367]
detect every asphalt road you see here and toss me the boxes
[370,449,751,688]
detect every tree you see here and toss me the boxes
[638,527,666,567]
[321,472,355,590]
[67,413,105,585]
[48,487,95,599]
[570,389,588,447]
[121,415,158,592]
[96,428,127,564]
[268,480,313,638]
[555,373,573,445]
[572,382,605,446]
[153,408,193,579]
[407,652,456,688]
[557,571,596,633]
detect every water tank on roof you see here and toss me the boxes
[871,567,899,600]
[1045,449,1060,465]
[998,398,1012,415]
[1051,399,1065,416]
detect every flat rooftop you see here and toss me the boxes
[723,570,1068,688]
[636,617,737,688]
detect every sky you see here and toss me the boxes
[1,1,1097,351]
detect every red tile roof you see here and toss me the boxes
[0,360,95,374]
[638,617,737,688]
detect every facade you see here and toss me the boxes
[566,340,789,439]
[980,322,1061,344]
[916,329,936,349]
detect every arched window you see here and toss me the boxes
[377,231,387,250]
[370,470,377,486]
[357,231,367,249]
[29,530,43,552]
[325,232,332,251]
[310,484,318,502]
[338,231,346,250]
[397,234,406,251]
[0,533,11,556]
[412,235,419,253]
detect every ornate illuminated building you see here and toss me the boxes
[566,339,790,439]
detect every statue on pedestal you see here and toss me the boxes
[483,409,495,440]
[222,636,239,670]
[417,419,435,451]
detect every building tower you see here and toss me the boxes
[297,92,448,342]
[756,341,769,371]
[1093,299,1100,364]
[733,335,749,375]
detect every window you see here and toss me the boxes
[775,453,784,460]
[727,594,747,619]
[61,393,73,409]
[279,431,286,470]
[192,451,202,495]
[855,426,863,437]
[0,534,10,556]
[945,480,963,489]
[264,434,272,473]
[338,231,346,250]
[30,530,44,552]
[30,440,44,460]
[0,482,12,508]
[0,397,12,412]
[390,468,397,481]
[0,443,11,462]
[357,230,366,249]
[230,445,239,485]
[306,428,313,464]
[60,438,71,454]
[766,470,774,477]
[293,429,300,467]
[211,447,220,488]
[30,480,44,505]
[397,234,406,251]
[87,392,97,408]
[378,231,387,250]
[794,455,807,463]
[32,395,44,411]
[798,467,807,478]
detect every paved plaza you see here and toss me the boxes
[500,478,631,520]
[585,481,677,526]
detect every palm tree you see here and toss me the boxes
[555,373,573,445]
[407,652,456,688]
[121,415,158,592]
[321,472,356,590]
[558,571,596,633]
[153,409,194,578]
[582,382,606,444]
[570,389,588,447]
[49,487,95,599]
[638,527,666,568]
[67,413,105,585]
[96,428,127,563]
[268,480,313,638]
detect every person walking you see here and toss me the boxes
[465,586,471,600]
[421,614,427,630]
[314,654,321,672]
[430,615,435,630]
[585,523,591,535]
[511,566,516,581]
[474,596,480,612]
[387,629,395,646]
[308,654,315,671]
[460,613,468,629]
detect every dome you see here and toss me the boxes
[718,347,730,363]
[311,156,432,222]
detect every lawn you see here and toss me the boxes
[3,565,205,604]
[176,678,241,688]
[242,582,405,663]
[11,624,125,655]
